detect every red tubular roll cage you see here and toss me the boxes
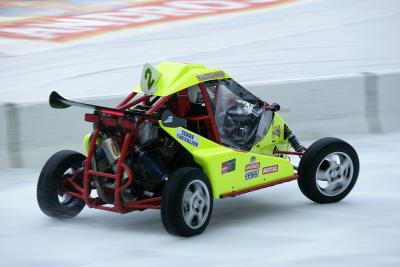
[61,82,303,214]
[62,83,220,214]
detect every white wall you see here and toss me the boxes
[1,72,399,168]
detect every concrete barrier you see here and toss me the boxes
[15,97,121,168]
[0,104,7,168]
[246,74,369,139]
[376,72,400,133]
[1,71,399,168]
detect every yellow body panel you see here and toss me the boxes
[134,61,230,96]
[160,122,295,199]
[251,113,290,155]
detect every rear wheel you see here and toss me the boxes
[37,150,86,219]
[298,137,359,203]
[161,167,213,237]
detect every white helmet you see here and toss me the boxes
[187,85,204,104]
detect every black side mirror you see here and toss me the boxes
[269,103,280,112]
[161,110,187,128]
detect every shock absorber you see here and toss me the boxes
[134,145,168,182]
[284,125,306,153]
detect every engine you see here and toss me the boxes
[92,121,178,204]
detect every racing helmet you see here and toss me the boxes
[223,101,262,150]
[188,85,204,105]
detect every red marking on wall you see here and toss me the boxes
[0,0,294,42]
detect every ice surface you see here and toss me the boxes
[0,133,399,267]
[1,0,400,102]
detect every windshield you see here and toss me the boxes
[206,79,271,150]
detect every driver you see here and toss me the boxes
[222,100,262,150]
[186,83,262,151]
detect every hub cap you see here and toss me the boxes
[182,180,210,229]
[315,152,354,196]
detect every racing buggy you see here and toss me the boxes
[37,62,359,237]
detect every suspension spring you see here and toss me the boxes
[284,125,305,153]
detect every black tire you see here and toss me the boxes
[161,167,213,237]
[37,150,86,219]
[298,137,359,204]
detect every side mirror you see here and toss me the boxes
[161,110,187,128]
[269,103,280,112]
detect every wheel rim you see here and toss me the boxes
[58,193,72,205]
[58,167,81,207]
[315,152,354,197]
[182,180,210,230]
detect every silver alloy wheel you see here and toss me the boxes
[315,152,354,196]
[182,180,210,229]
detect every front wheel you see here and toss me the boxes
[37,150,86,219]
[161,167,213,237]
[298,137,359,203]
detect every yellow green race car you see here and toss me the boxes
[37,61,360,237]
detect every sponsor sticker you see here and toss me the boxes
[245,156,260,171]
[272,125,281,138]
[245,161,260,171]
[196,71,225,82]
[176,128,199,147]
[221,159,236,174]
[262,165,278,175]
[245,169,259,180]
[244,156,260,179]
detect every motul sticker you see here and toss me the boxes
[0,0,295,41]
[262,165,278,175]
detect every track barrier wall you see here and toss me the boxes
[1,71,398,168]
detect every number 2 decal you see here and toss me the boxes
[145,68,155,89]
[140,63,161,94]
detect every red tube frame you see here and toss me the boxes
[63,94,168,213]
[220,175,299,198]
[62,88,215,213]
[273,150,305,156]
[198,83,221,143]
[61,82,301,214]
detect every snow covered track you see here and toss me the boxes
[0,133,399,267]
